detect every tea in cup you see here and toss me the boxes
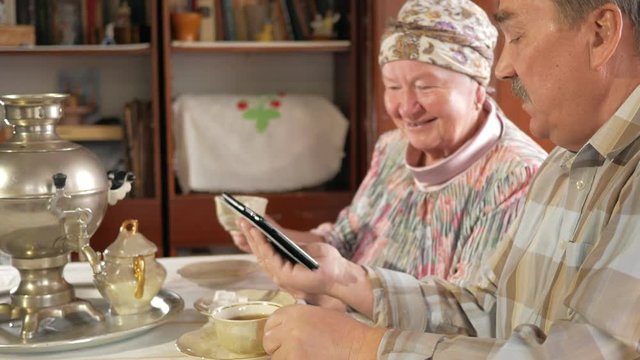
[214,195,268,232]
[210,301,280,356]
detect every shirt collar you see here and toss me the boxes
[406,99,503,191]
[589,85,640,160]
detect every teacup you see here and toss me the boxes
[210,301,280,356]
[214,195,268,232]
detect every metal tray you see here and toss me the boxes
[0,284,184,353]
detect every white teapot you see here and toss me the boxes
[92,219,166,315]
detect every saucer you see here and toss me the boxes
[177,260,259,287]
[194,289,296,316]
[176,323,269,360]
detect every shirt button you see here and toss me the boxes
[576,180,585,190]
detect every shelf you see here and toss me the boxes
[171,40,351,53]
[0,43,151,56]
[168,191,353,251]
[57,125,123,141]
[4,125,123,141]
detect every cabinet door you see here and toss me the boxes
[369,0,554,152]
[161,0,361,254]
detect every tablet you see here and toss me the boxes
[221,193,320,270]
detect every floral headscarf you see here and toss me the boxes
[379,0,498,86]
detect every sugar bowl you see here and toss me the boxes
[93,219,166,315]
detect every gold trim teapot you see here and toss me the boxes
[93,219,166,315]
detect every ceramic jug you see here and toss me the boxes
[94,219,166,315]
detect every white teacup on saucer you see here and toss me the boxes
[176,322,269,360]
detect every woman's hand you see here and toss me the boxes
[239,218,355,297]
[262,304,385,360]
[230,215,282,253]
[229,230,252,253]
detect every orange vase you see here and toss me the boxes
[171,12,202,42]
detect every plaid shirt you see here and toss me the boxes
[368,85,640,359]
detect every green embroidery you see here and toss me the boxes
[236,94,283,133]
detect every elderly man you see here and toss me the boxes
[239,0,640,358]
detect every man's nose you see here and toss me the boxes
[495,45,516,81]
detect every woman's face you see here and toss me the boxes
[382,60,485,164]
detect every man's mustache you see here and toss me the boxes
[511,78,531,102]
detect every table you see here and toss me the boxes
[0,254,276,359]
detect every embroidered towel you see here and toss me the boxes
[172,93,349,193]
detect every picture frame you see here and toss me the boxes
[54,0,84,45]
[57,68,100,124]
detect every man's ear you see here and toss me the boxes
[588,4,623,70]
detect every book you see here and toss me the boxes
[0,25,35,45]
[289,0,310,40]
[0,0,16,25]
[269,0,286,40]
[284,0,305,40]
[221,0,235,40]
[213,0,224,40]
[232,0,247,41]
[243,0,269,41]
[54,0,85,45]
[123,101,138,195]
[35,0,52,44]
[196,0,215,41]
[85,0,97,44]
[123,100,154,197]
[277,0,293,40]
[16,0,35,25]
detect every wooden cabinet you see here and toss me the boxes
[0,2,164,254]
[367,0,554,152]
[160,0,365,254]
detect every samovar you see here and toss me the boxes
[0,94,133,340]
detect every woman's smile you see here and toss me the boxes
[405,117,438,130]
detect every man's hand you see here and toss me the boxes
[262,304,385,360]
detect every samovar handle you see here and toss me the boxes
[107,171,135,206]
[0,99,5,125]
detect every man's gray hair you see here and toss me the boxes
[553,0,640,50]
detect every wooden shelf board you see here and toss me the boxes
[171,190,353,200]
[3,125,123,141]
[171,40,351,53]
[168,190,354,250]
[57,125,123,141]
[0,43,151,56]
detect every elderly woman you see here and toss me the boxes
[234,0,546,287]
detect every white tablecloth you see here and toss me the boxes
[0,254,276,359]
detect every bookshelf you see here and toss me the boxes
[161,0,365,254]
[0,1,164,254]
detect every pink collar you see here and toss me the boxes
[405,99,503,191]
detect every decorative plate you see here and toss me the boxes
[177,259,260,287]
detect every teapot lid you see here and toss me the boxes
[104,219,157,257]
